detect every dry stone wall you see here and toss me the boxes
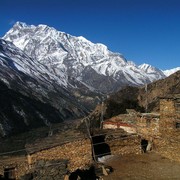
[30,159,68,180]
[136,116,160,137]
[153,97,180,161]
[106,135,141,155]
[0,139,92,179]
[0,156,29,179]
[154,136,180,162]
[30,139,92,172]
[159,98,176,133]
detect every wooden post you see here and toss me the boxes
[27,154,32,169]
[64,174,69,180]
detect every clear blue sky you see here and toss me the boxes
[0,0,180,70]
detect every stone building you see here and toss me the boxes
[159,94,180,134]
[154,94,180,161]
[102,95,180,156]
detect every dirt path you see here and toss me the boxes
[103,152,180,180]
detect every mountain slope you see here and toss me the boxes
[0,38,100,112]
[3,22,166,93]
[0,80,63,136]
[0,39,93,136]
[89,70,180,120]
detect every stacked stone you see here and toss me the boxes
[106,136,141,155]
[155,138,180,162]
[0,155,29,179]
[32,160,68,180]
[159,99,176,134]
[31,139,92,172]
[136,117,160,137]
[0,139,92,179]
[153,97,180,162]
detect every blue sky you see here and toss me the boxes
[0,0,180,70]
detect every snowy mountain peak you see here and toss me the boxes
[13,21,36,30]
[14,21,28,28]
[139,63,153,70]
[139,63,159,73]
[77,36,90,42]
[13,21,55,30]
[138,63,165,80]
[163,67,180,76]
[3,22,167,93]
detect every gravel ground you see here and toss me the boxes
[103,152,180,180]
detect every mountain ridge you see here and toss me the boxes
[87,70,180,122]
[163,67,180,76]
[0,38,95,136]
[3,21,169,93]
[108,70,180,116]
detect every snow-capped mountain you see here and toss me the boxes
[3,22,166,93]
[1,21,178,136]
[0,38,94,136]
[138,63,165,81]
[0,38,106,136]
[163,67,180,76]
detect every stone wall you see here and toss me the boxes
[154,136,180,162]
[154,97,180,161]
[30,138,92,172]
[0,156,29,179]
[136,116,160,138]
[106,135,141,155]
[159,99,176,133]
[29,159,68,180]
[0,138,92,179]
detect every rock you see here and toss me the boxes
[102,166,108,176]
